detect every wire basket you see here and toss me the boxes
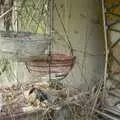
[0,31,51,61]
[26,53,76,80]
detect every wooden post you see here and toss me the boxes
[102,0,109,98]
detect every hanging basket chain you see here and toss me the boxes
[54,2,73,55]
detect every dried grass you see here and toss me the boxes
[0,80,103,120]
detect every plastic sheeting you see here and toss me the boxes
[0,31,51,61]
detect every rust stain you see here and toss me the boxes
[105,0,120,23]
[105,0,120,4]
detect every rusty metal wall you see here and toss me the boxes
[104,0,120,77]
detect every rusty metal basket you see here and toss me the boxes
[26,53,76,80]
[0,31,51,61]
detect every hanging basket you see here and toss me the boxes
[26,53,76,80]
[0,31,51,61]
